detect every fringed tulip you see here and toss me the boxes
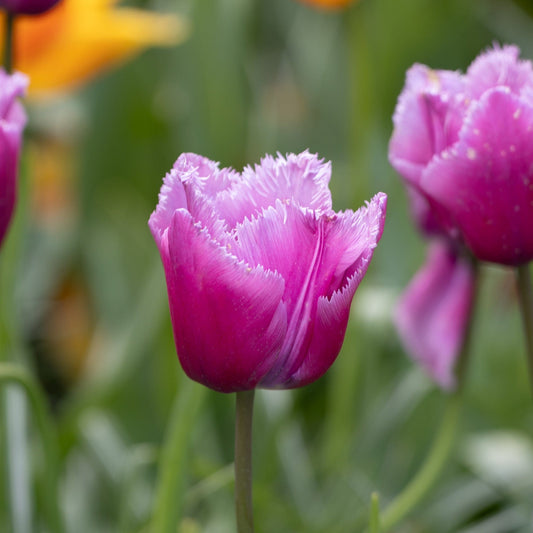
[0,69,27,247]
[391,44,533,266]
[0,0,59,15]
[389,45,533,387]
[149,151,386,393]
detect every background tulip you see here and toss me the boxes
[149,151,386,393]
[0,69,27,247]
[390,45,533,266]
[0,0,60,15]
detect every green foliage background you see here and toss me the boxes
[1,0,533,531]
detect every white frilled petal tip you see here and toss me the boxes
[148,153,239,244]
[360,191,387,245]
[246,150,332,211]
[215,150,333,227]
[149,150,334,245]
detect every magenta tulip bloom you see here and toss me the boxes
[149,151,386,393]
[0,69,27,248]
[0,0,60,14]
[390,44,533,266]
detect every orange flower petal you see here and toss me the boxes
[1,0,189,96]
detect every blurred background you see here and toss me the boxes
[1,0,533,531]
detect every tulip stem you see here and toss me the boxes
[0,363,64,533]
[369,492,381,533]
[4,11,14,73]
[235,389,255,533]
[516,264,533,395]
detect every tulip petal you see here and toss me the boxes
[395,243,475,389]
[232,192,386,387]
[232,200,320,307]
[466,44,533,100]
[171,152,239,197]
[149,153,236,248]
[0,70,27,117]
[389,64,464,185]
[283,193,387,388]
[423,87,533,265]
[215,150,333,227]
[148,169,186,248]
[403,184,447,236]
[0,70,27,246]
[232,199,333,384]
[233,202,330,385]
[162,210,287,393]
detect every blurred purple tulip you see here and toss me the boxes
[149,151,386,393]
[0,69,27,248]
[395,243,475,389]
[0,0,60,14]
[391,44,533,266]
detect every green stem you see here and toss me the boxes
[369,492,381,533]
[4,11,14,73]
[0,363,64,533]
[235,389,255,533]
[151,380,206,533]
[516,264,533,394]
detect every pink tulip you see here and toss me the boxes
[0,69,27,248]
[391,44,533,266]
[149,151,386,392]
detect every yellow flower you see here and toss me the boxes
[297,0,357,9]
[1,0,188,96]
